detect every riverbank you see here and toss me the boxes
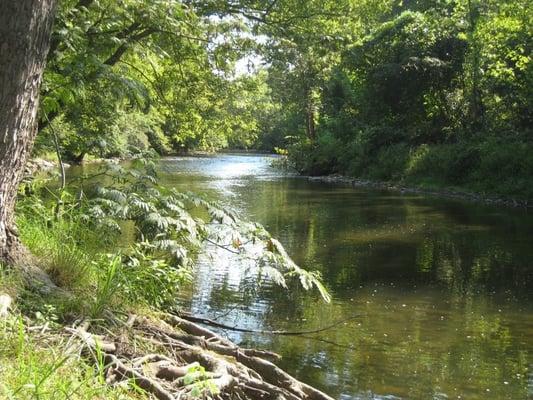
[3,156,333,400]
[287,138,533,208]
[306,174,531,208]
[28,153,531,208]
[0,289,331,400]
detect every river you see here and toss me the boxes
[79,153,533,399]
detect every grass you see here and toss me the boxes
[17,216,94,289]
[0,203,148,399]
[91,254,122,318]
[0,314,144,400]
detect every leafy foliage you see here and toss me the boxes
[17,153,330,316]
[273,0,532,198]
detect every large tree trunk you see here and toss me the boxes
[0,1,57,266]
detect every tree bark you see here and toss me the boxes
[306,92,317,141]
[467,0,484,130]
[307,104,316,141]
[0,0,57,266]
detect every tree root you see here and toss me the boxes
[165,315,332,400]
[105,353,176,400]
[64,312,334,400]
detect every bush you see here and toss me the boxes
[291,132,533,200]
[406,144,481,184]
[470,139,533,198]
[120,243,192,309]
[394,140,533,198]
[367,143,411,180]
[288,133,340,175]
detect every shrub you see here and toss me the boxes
[288,134,340,175]
[120,243,192,309]
[367,143,411,180]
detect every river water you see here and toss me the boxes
[87,153,533,399]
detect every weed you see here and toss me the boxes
[0,315,136,400]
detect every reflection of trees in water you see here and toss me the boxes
[227,177,533,399]
[160,159,532,400]
[246,179,532,297]
[262,289,531,399]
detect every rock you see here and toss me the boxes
[0,294,12,318]
[25,158,71,175]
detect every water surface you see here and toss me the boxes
[89,154,533,399]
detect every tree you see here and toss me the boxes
[0,0,57,266]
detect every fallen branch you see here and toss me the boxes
[177,311,362,336]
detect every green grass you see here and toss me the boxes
[0,200,154,399]
[0,315,144,400]
[17,216,95,290]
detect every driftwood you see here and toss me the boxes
[64,313,334,400]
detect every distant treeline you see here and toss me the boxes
[35,1,532,198]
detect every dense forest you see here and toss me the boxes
[33,0,533,198]
[0,1,531,399]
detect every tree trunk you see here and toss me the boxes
[306,90,317,141]
[0,0,57,266]
[467,0,484,130]
[306,104,316,141]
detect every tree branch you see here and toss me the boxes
[103,28,157,66]
[177,312,363,336]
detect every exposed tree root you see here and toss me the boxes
[106,353,176,400]
[64,313,334,400]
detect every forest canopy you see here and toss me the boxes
[34,0,532,197]
[0,1,531,399]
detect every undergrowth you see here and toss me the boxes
[0,312,144,399]
[0,155,330,399]
[289,137,533,200]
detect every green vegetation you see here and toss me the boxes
[30,0,531,199]
[37,1,283,158]
[0,0,531,399]
[0,315,138,399]
[15,157,328,309]
[1,157,329,399]
[272,1,532,200]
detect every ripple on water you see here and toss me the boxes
[158,154,533,400]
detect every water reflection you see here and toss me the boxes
[80,154,533,399]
